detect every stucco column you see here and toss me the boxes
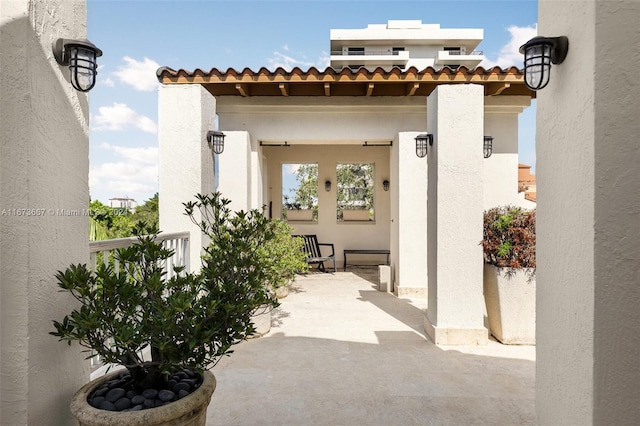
[536,1,640,424]
[1,1,90,424]
[217,131,253,212]
[158,84,216,271]
[390,132,428,298]
[424,84,488,345]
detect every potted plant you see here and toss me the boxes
[481,205,536,344]
[51,193,279,425]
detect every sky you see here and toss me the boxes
[87,0,538,204]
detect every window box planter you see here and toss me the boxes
[286,209,313,221]
[342,209,370,221]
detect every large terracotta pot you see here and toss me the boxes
[483,264,536,345]
[70,370,216,426]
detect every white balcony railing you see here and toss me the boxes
[87,231,190,373]
[90,231,190,278]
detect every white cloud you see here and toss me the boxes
[113,56,160,91]
[92,102,158,134]
[482,24,537,69]
[90,144,158,202]
[267,50,329,71]
[102,77,115,87]
[284,164,300,174]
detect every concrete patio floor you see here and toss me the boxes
[205,268,536,425]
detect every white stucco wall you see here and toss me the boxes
[537,1,640,424]
[483,97,534,210]
[217,131,252,212]
[217,97,427,143]
[158,84,216,271]
[1,1,90,424]
[391,133,428,297]
[263,144,391,269]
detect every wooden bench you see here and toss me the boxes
[294,235,336,273]
[343,249,390,271]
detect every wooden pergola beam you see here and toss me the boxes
[235,83,249,97]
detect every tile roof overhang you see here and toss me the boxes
[156,66,535,98]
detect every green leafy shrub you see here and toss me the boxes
[52,194,279,390]
[481,205,536,278]
[259,219,309,291]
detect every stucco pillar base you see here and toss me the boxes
[424,317,488,345]
[395,286,427,298]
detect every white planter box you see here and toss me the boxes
[342,209,370,221]
[483,265,536,345]
[286,209,313,221]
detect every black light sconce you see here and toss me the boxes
[519,36,569,90]
[325,180,332,192]
[415,133,433,158]
[206,131,226,154]
[383,180,390,191]
[53,38,102,92]
[483,136,494,159]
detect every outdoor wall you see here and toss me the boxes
[263,144,391,270]
[217,96,427,143]
[390,132,428,297]
[217,131,252,212]
[158,84,216,271]
[0,0,91,424]
[483,97,534,210]
[537,1,640,424]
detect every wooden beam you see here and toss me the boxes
[279,83,289,96]
[407,82,420,96]
[324,83,331,96]
[235,83,249,97]
[485,83,511,96]
[366,83,374,96]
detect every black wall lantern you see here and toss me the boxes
[483,136,494,158]
[519,36,569,91]
[325,180,332,192]
[207,131,226,154]
[383,180,390,191]
[53,38,102,92]
[415,133,433,158]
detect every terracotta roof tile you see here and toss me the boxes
[156,65,533,98]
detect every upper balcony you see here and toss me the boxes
[434,49,484,68]
[330,49,410,69]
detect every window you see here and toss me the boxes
[282,163,318,221]
[391,47,405,55]
[336,163,374,222]
[348,47,365,55]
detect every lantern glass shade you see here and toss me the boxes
[207,131,225,154]
[69,45,99,92]
[415,134,432,158]
[483,136,494,159]
[383,180,390,191]
[523,42,552,90]
[53,39,102,92]
[325,180,331,192]
[520,36,569,91]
